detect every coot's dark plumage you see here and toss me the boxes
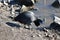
[14,11,43,27]
[51,0,60,8]
[14,11,36,26]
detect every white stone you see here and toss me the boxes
[54,16,60,25]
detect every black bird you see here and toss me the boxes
[51,0,60,8]
[14,11,43,29]
[14,11,36,25]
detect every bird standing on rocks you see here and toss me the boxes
[14,11,43,29]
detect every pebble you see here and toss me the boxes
[37,34,41,37]
[43,28,49,32]
[11,28,15,31]
[31,35,35,38]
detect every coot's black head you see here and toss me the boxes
[34,18,43,26]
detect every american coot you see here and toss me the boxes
[34,18,43,26]
[14,11,43,29]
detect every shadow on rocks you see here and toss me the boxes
[6,22,20,28]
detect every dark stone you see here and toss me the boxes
[14,0,34,7]
[51,0,60,8]
[50,22,60,31]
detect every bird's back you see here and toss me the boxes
[14,11,36,25]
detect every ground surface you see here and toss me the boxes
[0,0,60,40]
